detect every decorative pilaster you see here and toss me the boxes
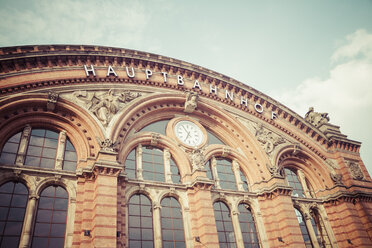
[302,207,320,248]
[211,156,221,189]
[136,144,143,180]
[297,169,311,198]
[19,194,39,248]
[163,148,172,183]
[15,125,31,166]
[55,130,66,170]
[231,209,244,248]
[153,202,162,248]
[232,159,244,191]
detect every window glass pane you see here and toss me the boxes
[142,147,165,182]
[295,208,312,248]
[285,169,305,197]
[213,202,236,247]
[170,158,181,184]
[26,129,59,169]
[161,197,186,247]
[0,132,21,165]
[0,182,28,248]
[32,186,68,248]
[207,129,225,145]
[238,204,260,247]
[216,158,237,190]
[63,138,77,171]
[128,194,154,248]
[139,120,170,135]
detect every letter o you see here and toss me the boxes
[254,103,264,113]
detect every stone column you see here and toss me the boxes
[210,156,221,189]
[297,169,311,198]
[153,202,162,248]
[232,160,244,191]
[65,196,76,248]
[163,148,172,183]
[15,125,31,166]
[302,208,320,248]
[136,144,144,180]
[231,209,244,248]
[250,198,269,248]
[182,206,194,248]
[317,205,338,247]
[19,194,38,248]
[55,130,66,170]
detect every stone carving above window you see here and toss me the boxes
[63,89,142,126]
[345,160,364,180]
[305,107,330,127]
[254,123,286,155]
[189,148,205,172]
[184,91,198,113]
[97,137,118,152]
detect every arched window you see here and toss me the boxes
[238,204,260,248]
[161,197,185,248]
[138,120,170,135]
[170,158,181,184]
[284,168,305,197]
[294,208,312,248]
[32,186,68,248]
[128,194,154,248]
[0,181,28,248]
[240,170,249,191]
[214,201,236,247]
[0,127,77,172]
[125,149,136,179]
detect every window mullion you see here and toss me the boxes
[163,149,172,183]
[211,156,221,189]
[136,144,144,180]
[232,160,244,191]
[297,169,311,198]
[15,125,32,166]
[303,208,321,248]
[55,131,66,170]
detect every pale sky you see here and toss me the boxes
[1,0,372,175]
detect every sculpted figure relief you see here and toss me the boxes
[305,107,330,127]
[73,89,141,126]
[254,123,285,155]
[184,91,198,113]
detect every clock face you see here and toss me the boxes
[174,120,204,147]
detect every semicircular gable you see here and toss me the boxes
[0,94,103,164]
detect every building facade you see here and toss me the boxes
[0,45,371,248]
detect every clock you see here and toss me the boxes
[174,120,205,147]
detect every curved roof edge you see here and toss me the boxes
[0,44,361,152]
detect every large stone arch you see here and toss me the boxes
[111,93,272,181]
[0,94,104,166]
[275,144,335,192]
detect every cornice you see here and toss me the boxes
[0,45,361,154]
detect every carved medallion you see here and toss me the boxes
[346,160,364,180]
[254,123,286,155]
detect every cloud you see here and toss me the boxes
[273,29,372,174]
[0,0,150,48]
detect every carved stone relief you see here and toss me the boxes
[62,89,142,126]
[96,137,118,152]
[189,148,205,172]
[47,91,59,111]
[254,123,286,155]
[345,160,364,180]
[184,91,198,113]
[305,107,330,127]
[266,163,283,177]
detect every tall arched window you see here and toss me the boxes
[128,194,154,248]
[0,181,28,247]
[0,127,77,172]
[311,209,331,247]
[32,186,68,248]
[161,197,185,248]
[294,208,312,248]
[238,204,260,248]
[214,201,236,247]
[284,168,305,197]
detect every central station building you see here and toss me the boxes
[0,45,371,248]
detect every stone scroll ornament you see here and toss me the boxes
[254,123,286,155]
[305,107,330,127]
[73,89,141,126]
